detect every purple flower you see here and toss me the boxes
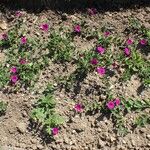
[74,103,83,112]
[140,39,147,45]
[10,67,17,73]
[0,33,8,40]
[21,36,27,44]
[114,98,121,106]
[96,46,105,54]
[15,11,22,17]
[96,67,106,76]
[106,101,115,110]
[90,58,98,65]
[104,31,111,37]
[74,25,81,33]
[126,39,133,45]
[124,47,130,56]
[87,8,97,15]
[10,75,18,83]
[52,128,59,135]
[40,23,49,32]
[19,58,27,65]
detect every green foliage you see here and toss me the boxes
[121,49,150,85]
[0,18,49,89]
[0,101,7,115]
[112,98,150,135]
[0,64,9,89]
[47,31,74,62]
[31,84,64,135]
[83,95,150,136]
[134,114,150,127]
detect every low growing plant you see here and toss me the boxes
[0,101,7,116]
[31,84,64,136]
[47,31,75,63]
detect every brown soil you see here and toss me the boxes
[0,4,150,150]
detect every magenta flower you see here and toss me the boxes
[90,58,98,65]
[104,31,111,37]
[126,39,133,45]
[96,46,105,54]
[114,98,121,106]
[21,36,27,44]
[74,25,81,33]
[106,101,115,110]
[140,39,147,45]
[40,23,49,32]
[124,47,130,56]
[10,75,18,83]
[74,103,83,112]
[87,8,97,15]
[52,128,59,135]
[10,67,17,73]
[19,58,27,65]
[15,11,22,17]
[96,67,106,76]
[0,33,8,40]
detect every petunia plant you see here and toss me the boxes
[31,84,64,136]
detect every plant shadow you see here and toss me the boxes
[28,119,55,144]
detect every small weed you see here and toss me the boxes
[0,101,7,116]
[31,84,64,136]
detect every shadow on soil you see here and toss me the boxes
[0,0,150,14]
[28,120,55,144]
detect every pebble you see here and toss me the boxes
[31,139,37,144]
[100,94,107,100]
[17,122,26,133]
[131,139,136,146]
[122,140,126,144]
[146,134,150,140]
[110,136,116,142]
[98,139,105,148]
[37,144,44,149]
[145,7,150,13]
[97,128,102,132]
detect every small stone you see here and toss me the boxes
[146,134,150,140]
[98,139,105,148]
[32,145,37,150]
[100,94,107,100]
[147,143,150,147]
[31,139,37,144]
[0,20,7,30]
[72,130,76,134]
[37,144,44,149]
[145,7,150,13]
[97,128,102,132]
[17,122,26,133]
[131,139,136,146]
[84,147,88,150]
[64,137,69,144]
[22,111,28,117]
[122,140,126,144]
[110,136,116,142]
[139,128,147,133]
[53,83,57,87]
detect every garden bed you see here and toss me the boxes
[0,3,150,150]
